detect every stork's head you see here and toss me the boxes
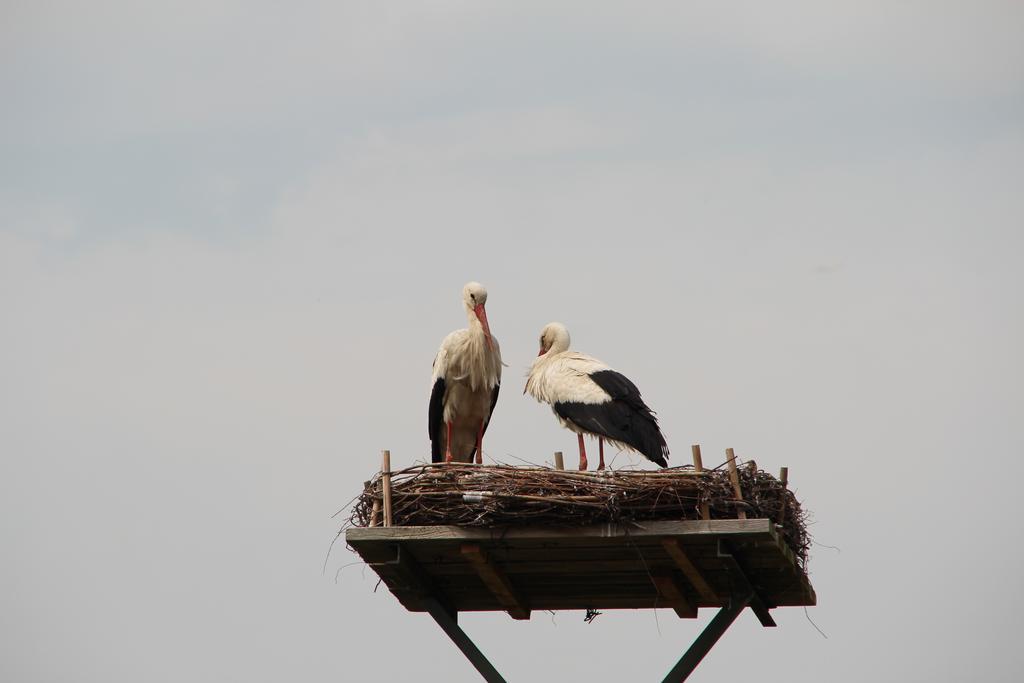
[537,322,571,356]
[462,281,493,350]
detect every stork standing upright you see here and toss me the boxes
[429,282,502,464]
[525,322,669,470]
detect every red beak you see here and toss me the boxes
[474,303,493,350]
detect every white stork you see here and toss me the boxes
[429,282,502,464]
[525,322,669,470]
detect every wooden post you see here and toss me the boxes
[365,479,380,527]
[650,571,697,618]
[777,467,789,525]
[690,444,703,471]
[690,444,710,521]
[381,449,393,528]
[370,500,381,527]
[553,451,564,470]
[725,448,746,520]
[662,538,717,604]
[461,544,531,620]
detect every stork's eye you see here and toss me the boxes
[470,294,476,301]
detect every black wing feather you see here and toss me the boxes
[588,370,645,411]
[428,377,446,463]
[554,370,669,467]
[486,383,500,430]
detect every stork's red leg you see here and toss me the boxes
[598,437,606,471]
[444,421,454,463]
[577,433,588,471]
[475,420,484,465]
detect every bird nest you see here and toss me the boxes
[351,462,810,570]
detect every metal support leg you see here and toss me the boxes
[660,590,752,683]
[717,540,777,627]
[422,598,507,683]
[661,540,777,681]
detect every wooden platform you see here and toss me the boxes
[347,518,815,620]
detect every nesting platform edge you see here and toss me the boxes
[347,518,815,619]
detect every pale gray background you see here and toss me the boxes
[2,2,1022,681]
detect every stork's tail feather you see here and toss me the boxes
[642,441,669,468]
[640,427,670,468]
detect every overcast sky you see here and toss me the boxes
[2,2,1023,681]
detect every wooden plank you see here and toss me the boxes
[421,557,771,577]
[414,592,811,613]
[747,524,816,607]
[347,518,775,544]
[428,559,670,576]
[415,539,732,559]
[661,538,718,603]
[367,542,457,616]
[650,571,697,618]
[407,534,755,554]
[348,519,817,616]
[460,544,530,620]
[412,546,682,566]
[438,581,665,595]
[429,573,808,598]
[376,579,806,609]
[372,574,813,612]
[725,448,747,520]
[359,540,795,575]
[399,578,814,612]
[422,555,797,578]
[433,597,706,612]
[553,451,564,470]
[423,579,811,604]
